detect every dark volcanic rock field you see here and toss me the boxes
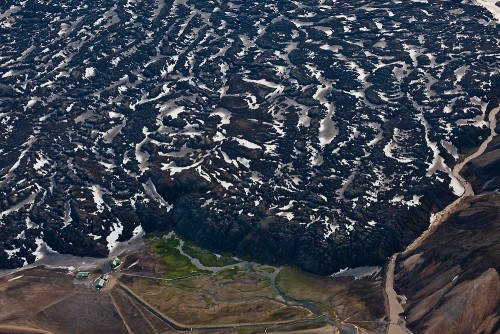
[0,0,499,273]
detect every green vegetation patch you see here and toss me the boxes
[150,237,211,279]
[259,266,276,274]
[182,240,239,267]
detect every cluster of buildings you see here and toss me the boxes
[74,257,121,291]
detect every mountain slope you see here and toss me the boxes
[394,121,500,333]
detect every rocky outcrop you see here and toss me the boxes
[151,168,447,275]
[394,194,500,333]
[424,269,499,334]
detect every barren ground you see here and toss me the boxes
[0,235,387,333]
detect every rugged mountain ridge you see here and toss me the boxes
[394,112,500,333]
[395,194,500,333]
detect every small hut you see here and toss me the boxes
[111,257,121,269]
[95,278,106,290]
[76,272,90,279]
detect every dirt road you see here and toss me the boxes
[385,254,407,334]
[0,325,55,334]
[385,105,500,334]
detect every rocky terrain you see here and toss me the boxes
[461,105,500,194]
[395,193,500,333]
[394,115,500,334]
[0,0,499,274]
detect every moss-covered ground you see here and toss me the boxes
[182,240,239,267]
[150,236,211,279]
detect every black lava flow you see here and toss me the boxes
[0,0,498,274]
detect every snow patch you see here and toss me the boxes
[473,0,500,21]
[90,185,105,213]
[83,67,96,79]
[106,221,124,252]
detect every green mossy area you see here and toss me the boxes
[149,234,278,282]
[150,237,211,279]
[182,240,239,267]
